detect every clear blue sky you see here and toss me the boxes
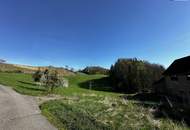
[0,0,190,69]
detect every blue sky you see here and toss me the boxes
[0,0,190,69]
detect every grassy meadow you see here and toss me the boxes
[0,72,46,95]
[0,72,189,130]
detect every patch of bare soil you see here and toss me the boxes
[35,94,65,105]
[35,94,81,105]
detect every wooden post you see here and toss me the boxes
[89,81,92,90]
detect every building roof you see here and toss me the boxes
[163,56,190,75]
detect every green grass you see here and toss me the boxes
[41,96,189,130]
[54,73,117,97]
[0,72,46,96]
[0,72,189,130]
[41,100,111,130]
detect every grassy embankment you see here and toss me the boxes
[0,72,46,95]
[0,72,189,130]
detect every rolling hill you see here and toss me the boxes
[0,63,75,76]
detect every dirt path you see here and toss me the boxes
[0,85,57,130]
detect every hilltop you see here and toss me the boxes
[0,63,75,76]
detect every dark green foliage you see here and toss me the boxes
[33,69,61,92]
[110,58,165,93]
[32,70,42,82]
[42,69,60,92]
[81,66,109,75]
[4,70,23,73]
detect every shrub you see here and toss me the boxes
[42,69,60,92]
[33,69,68,92]
[32,70,42,82]
[110,58,165,93]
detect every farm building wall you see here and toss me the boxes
[165,75,190,105]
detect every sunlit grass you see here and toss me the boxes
[0,72,46,96]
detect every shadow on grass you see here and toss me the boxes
[17,81,37,86]
[16,85,46,92]
[78,77,115,92]
[121,93,162,103]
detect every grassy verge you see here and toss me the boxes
[41,95,189,130]
[41,100,111,130]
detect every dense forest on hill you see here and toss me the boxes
[110,58,165,93]
[81,66,109,75]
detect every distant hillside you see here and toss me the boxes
[81,66,109,75]
[0,63,30,73]
[0,63,75,76]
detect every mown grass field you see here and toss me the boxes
[0,72,47,95]
[0,72,189,130]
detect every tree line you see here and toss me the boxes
[110,58,165,93]
[81,66,109,75]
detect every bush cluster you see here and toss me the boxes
[33,69,62,92]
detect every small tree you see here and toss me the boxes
[33,69,68,92]
[43,70,59,92]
